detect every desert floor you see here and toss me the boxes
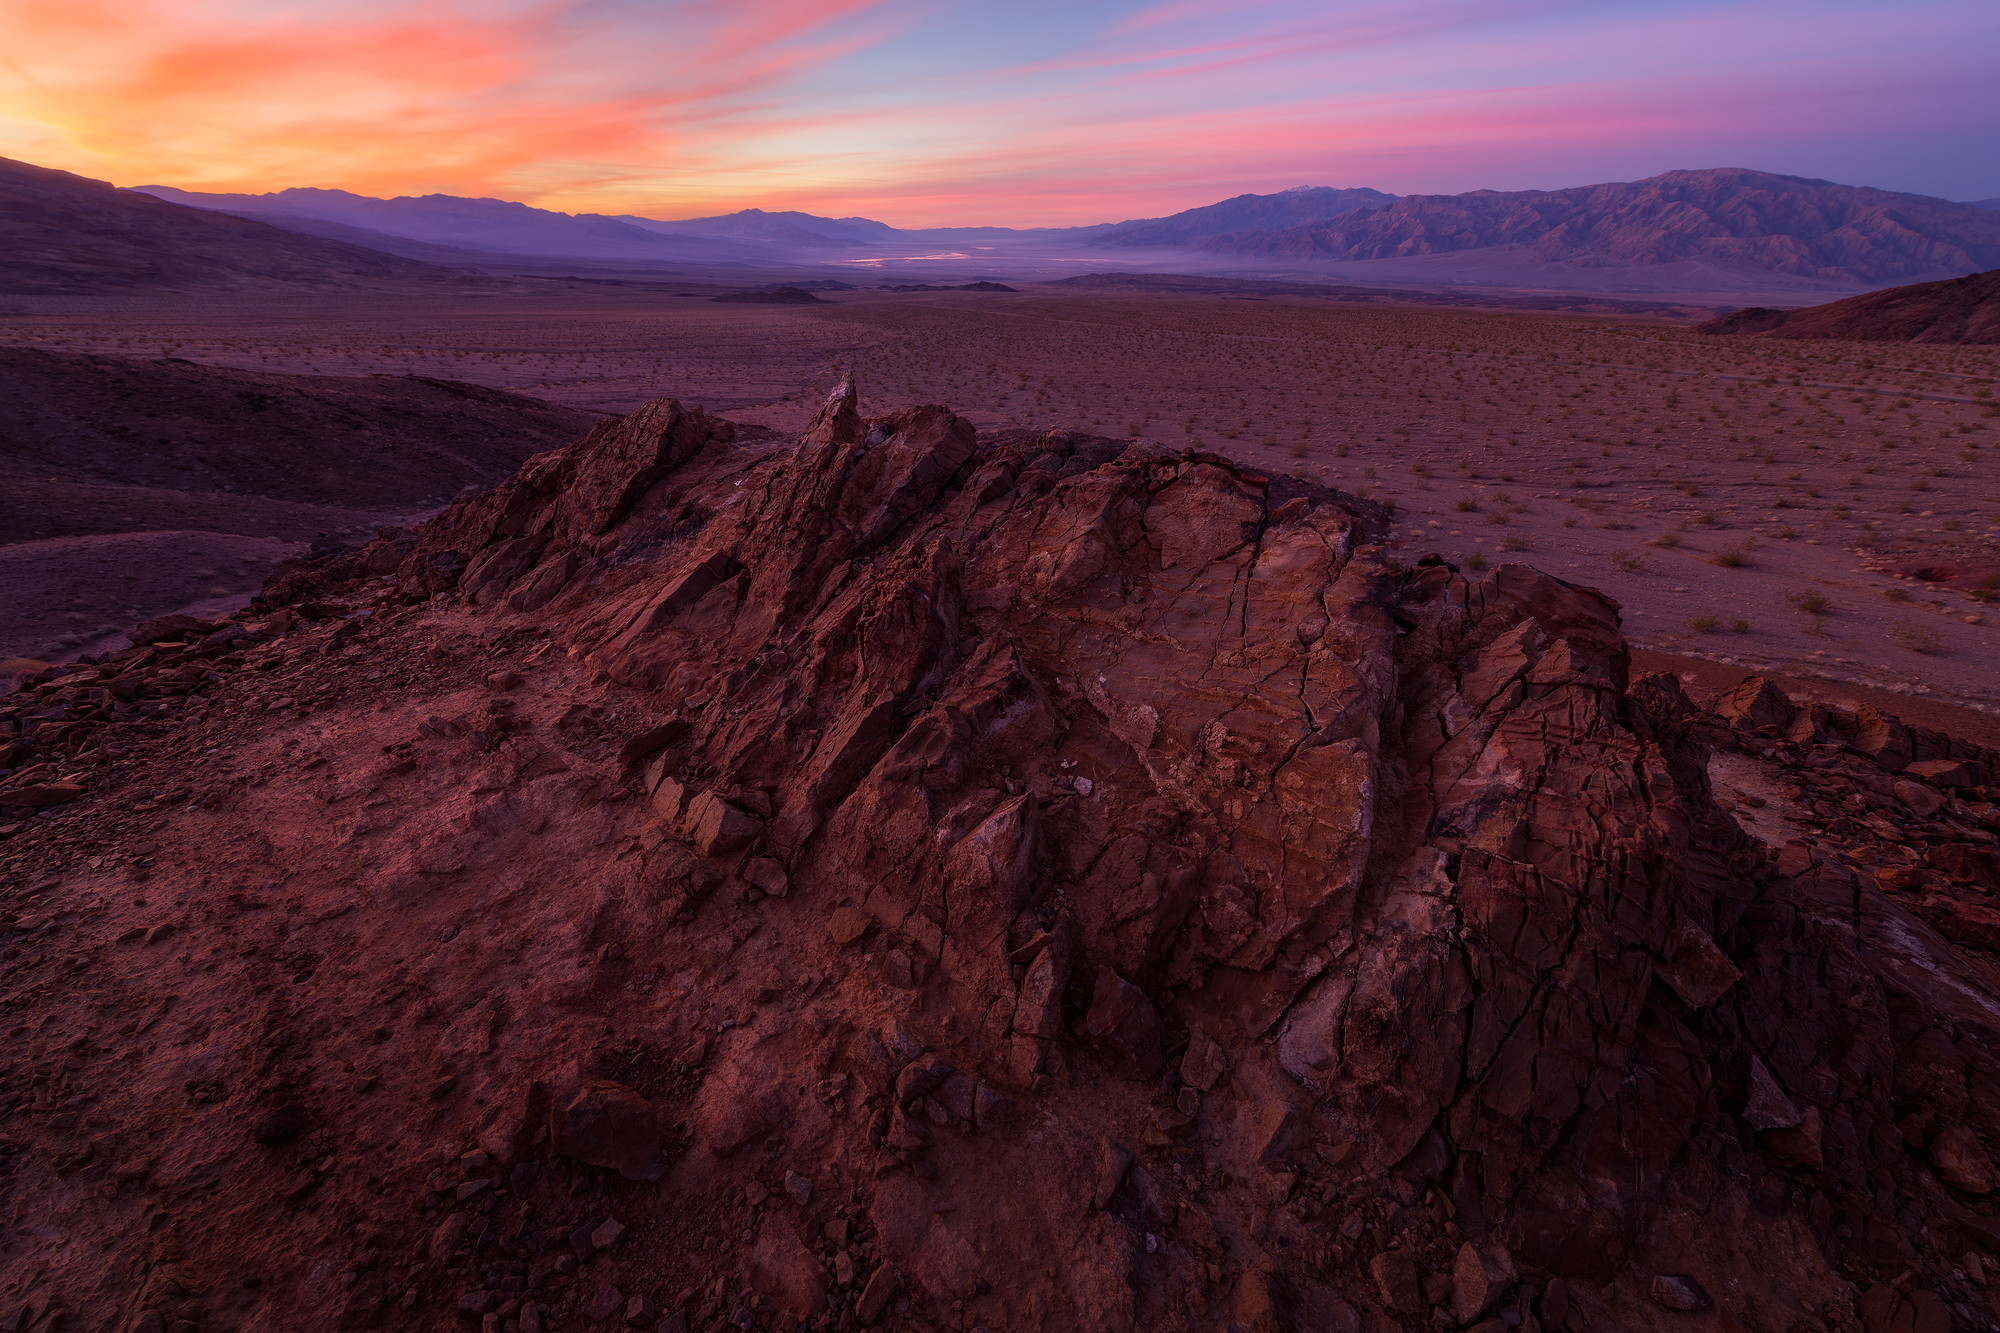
[3,282,1995,708]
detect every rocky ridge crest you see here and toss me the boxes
[2,381,1999,1332]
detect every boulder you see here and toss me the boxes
[1181,1025,1228,1092]
[1930,1124,1999,1194]
[1082,966,1162,1080]
[554,1080,662,1181]
[1648,1275,1712,1311]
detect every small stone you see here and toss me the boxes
[1930,1124,1999,1194]
[624,1292,658,1326]
[557,1080,663,1181]
[430,1212,469,1263]
[1451,1241,1490,1323]
[1742,1057,1800,1131]
[133,1314,166,1333]
[591,1218,626,1250]
[0,782,83,807]
[585,1285,624,1321]
[429,1076,458,1101]
[835,1251,856,1288]
[1649,1275,1712,1311]
[684,791,761,857]
[742,856,788,898]
[1180,1025,1227,1092]
[520,1303,543,1333]
[1369,1250,1422,1315]
[784,1170,811,1206]
[828,907,872,947]
[486,671,523,692]
[856,1263,899,1325]
[1092,1141,1133,1209]
[456,1179,493,1202]
[882,949,914,988]
[1894,780,1945,818]
[461,1150,489,1173]
[144,922,175,945]
[511,1160,539,1192]
[1082,966,1162,1080]
[458,1291,496,1316]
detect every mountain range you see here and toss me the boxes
[0,156,472,293]
[6,153,1999,299]
[1198,169,2000,285]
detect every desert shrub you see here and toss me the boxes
[1883,586,1911,603]
[1454,497,1479,512]
[1730,618,1751,633]
[1712,546,1749,568]
[1611,550,1647,572]
[1654,532,1682,549]
[1463,551,1489,570]
[1787,590,1831,615]
[1500,533,1532,551]
[1893,615,1944,654]
[1690,613,1721,632]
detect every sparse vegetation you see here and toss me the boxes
[1711,545,1749,568]
[1610,550,1647,572]
[1892,615,1944,654]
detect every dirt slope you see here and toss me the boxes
[2,385,1998,1333]
[0,348,598,660]
[1700,269,2000,343]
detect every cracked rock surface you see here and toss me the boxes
[4,378,2000,1333]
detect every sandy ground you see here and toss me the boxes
[0,530,304,666]
[3,284,1994,706]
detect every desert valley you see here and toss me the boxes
[3,54,2000,1333]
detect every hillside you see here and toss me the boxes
[3,381,1998,1332]
[1202,168,2000,285]
[0,157,471,293]
[1701,268,2000,343]
[0,348,597,660]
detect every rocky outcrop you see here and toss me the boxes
[7,380,2000,1332]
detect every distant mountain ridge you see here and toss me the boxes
[1090,186,1397,247]
[0,156,468,293]
[1198,169,2000,285]
[134,185,778,261]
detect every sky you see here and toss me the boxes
[2,0,1996,227]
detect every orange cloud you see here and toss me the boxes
[0,0,888,204]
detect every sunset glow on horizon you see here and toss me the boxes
[2,0,1996,227]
